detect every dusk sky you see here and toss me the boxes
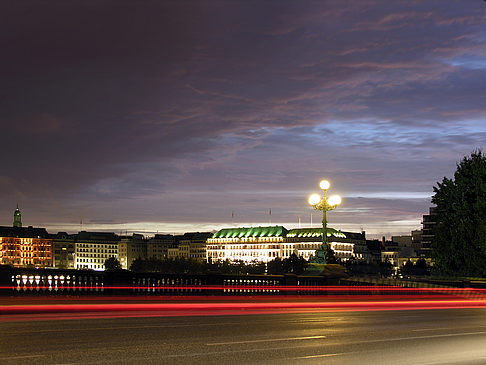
[2,0,486,238]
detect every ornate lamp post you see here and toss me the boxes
[308,179,341,264]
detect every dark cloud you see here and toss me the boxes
[1,0,486,235]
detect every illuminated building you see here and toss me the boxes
[286,228,367,261]
[0,206,53,268]
[74,231,120,270]
[207,226,368,263]
[118,234,147,270]
[0,226,53,268]
[207,226,286,263]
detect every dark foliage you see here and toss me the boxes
[399,259,430,277]
[345,259,394,278]
[129,257,266,275]
[129,255,307,275]
[282,253,307,274]
[432,150,486,277]
[104,257,122,271]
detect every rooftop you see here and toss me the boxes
[212,226,288,239]
[287,228,346,239]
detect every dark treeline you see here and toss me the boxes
[344,259,394,277]
[432,150,486,277]
[344,258,431,278]
[399,259,430,277]
[129,253,308,275]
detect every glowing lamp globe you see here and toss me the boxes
[319,180,331,190]
[308,194,321,206]
[328,194,342,207]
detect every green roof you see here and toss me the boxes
[212,226,288,239]
[286,228,346,239]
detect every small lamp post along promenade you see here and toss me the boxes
[308,179,341,264]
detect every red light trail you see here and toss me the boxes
[2,286,486,322]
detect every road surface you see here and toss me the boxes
[2,303,486,364]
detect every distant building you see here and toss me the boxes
[118,234,147,270]
[147,234,175,260]
[421,207,437,257]
[391,234,416,258]
[381,238,399,268]
[207,226,286,263]
[286,228,367,262]
[51,232,75,269]
[411,229,423,254]
[365,239,384,264]
[13,205,22,228]
[0,206,53,268]
[146,232,212,262]
[74,231,120,270]
[206,226,368,263]
[179,232,213,262]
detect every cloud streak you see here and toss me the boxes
[1,0,485,237]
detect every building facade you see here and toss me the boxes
[0,207,53,268]
[74,231,120,270]
[147,234,175,260]
[206,226,368,263]
[51,232,75,269]
[118,234,147,270]
[421,207,437,257]
[179,232,213,262]
[0,226,53,268]
[207,226,286,263]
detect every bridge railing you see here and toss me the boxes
[3,266,484,297]
[0,266,330,296]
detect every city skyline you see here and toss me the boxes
[3,1,486,238]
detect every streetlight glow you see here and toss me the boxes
[328,194,342,207]
[319,180,331,190]
[308,194,321,206]
[307,179,342,265]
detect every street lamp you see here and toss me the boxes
[308,179,341,264]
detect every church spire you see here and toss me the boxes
[13,205,22,228]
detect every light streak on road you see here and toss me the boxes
[3,294,486,322]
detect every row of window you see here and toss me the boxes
[77,243,117,249]
[1,246,49,251]
[77,248,117,254]
[2,252,51,258]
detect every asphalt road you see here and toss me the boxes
[2,307,486,365]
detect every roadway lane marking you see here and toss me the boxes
[5,321,244,334]
[413,326,486,332]
[1,355,46,360]
[66,345,337,363]
[207,335,326,346]
[295,353,345,359]
[350,331,486,345]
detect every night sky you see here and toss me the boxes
[2,1,486,237]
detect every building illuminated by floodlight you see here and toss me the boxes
[0,207,53,268]
[206,226,367,263]
[74,231,120,270]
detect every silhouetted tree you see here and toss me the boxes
[282,254,307,274]
[129,258,144,272]
[432,150,486,276]
[400,259,430,277]
[267,257,284,275]
[104,257,122,271]
[378,260,393,278]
